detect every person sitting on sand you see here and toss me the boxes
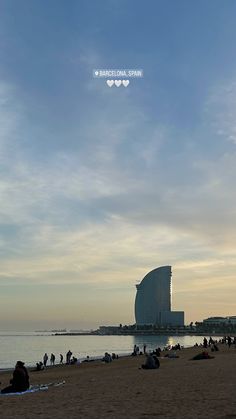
[36,361,44,371]
[1,361,29,394]
[152,348,161,357]
[103,352,112,363]
[164,351,179,359]
[141,354,160,369]
[70,356,78,365]
[191,351,214,360]
[152,355,160,368]
[82,356,90,362]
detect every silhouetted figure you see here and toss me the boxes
[1,361,29,394]
[132,344,137,356]
[36,361,44,371]
[203,338,208,348]
[50,353,55,366]
[103,352,112,363]
[155,348,161,357]
[153,355,160,368]
[60,354,63,364]
[141,354,159,369]
[82,356,90,362]
[228,336,232,348]
[191,351,214,360]
[211,343,219,352]
[43,353,48,367]
[70,356,78,365]
[66,350,72,364]
[165,351,179,358]
[143,344,147,354]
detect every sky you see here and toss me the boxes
[1,0,236,330]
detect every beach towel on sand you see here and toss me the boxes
[0,381,65,396]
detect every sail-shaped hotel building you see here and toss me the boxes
[135,266,184,326]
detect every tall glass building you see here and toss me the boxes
[135,266,184,326]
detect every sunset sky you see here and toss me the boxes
[1,0,236,330]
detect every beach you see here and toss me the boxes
[0,345,236,419]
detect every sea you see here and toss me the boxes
[0,332,222,370]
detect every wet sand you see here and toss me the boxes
[0,344,236,419]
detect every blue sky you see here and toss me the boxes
[1,0,236,330]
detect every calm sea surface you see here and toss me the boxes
[0,332,221,369]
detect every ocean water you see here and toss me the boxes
[0,332,220,369]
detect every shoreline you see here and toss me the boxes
[1,344,236,418]
[0,334,226,371]
[53,331,228,336]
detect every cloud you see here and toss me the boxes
[0,74,235,279]
[205,79,236,144]
[0,81,24,158]
[1,64,236,326]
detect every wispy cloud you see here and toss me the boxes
[1,2,236,328]
[205,79,236,144]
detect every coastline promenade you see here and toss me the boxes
[0,344,236,418]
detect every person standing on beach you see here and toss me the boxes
[143,344,147,354]
[66,350,72,364]
[60,354,63,364]
[1,361,29,394]
[43,353,48,367]
[50,353,55,366]
[133,344,137,356]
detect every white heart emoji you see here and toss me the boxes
[115,80,122,87]
[123,80,130,87]
[107,80,114,87]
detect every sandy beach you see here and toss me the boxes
[0,344,236,419]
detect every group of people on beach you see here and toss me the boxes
[132,343,148,356]
[2,336,236,394]
[102,352,119,363]
[195,336,236,349]
[132,344,162,369]
[37,350,77,370]
[191,336,236,360]
[0,349,80,393]
[0,347,157,394]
